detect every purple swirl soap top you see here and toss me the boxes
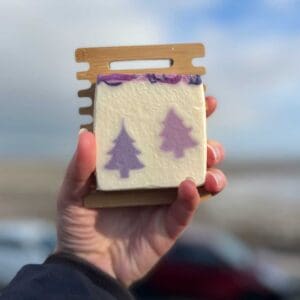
[97,74,202,86]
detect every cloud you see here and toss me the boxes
[192,22,300,158]
[201,25,300,102]
[148,0,221,10]
[0,0,167,157]
[1,0,299,159]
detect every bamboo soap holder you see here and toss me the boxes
[75,43,211,208]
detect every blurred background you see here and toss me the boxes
[0,0,300,299]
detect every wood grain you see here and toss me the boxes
[85,187,211,208]
[75,43,211,207]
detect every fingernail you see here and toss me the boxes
[185,177,196,184]
[78,128,88,136]
[209,144,219,162]
[212,172,222,189]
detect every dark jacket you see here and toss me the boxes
[0,252,134,300]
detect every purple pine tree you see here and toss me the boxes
[160,108,198,158]
[105,121,144,178]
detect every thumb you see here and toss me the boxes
[60,129,96,202]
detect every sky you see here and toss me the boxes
[0,0,299,161]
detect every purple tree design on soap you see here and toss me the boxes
[105,121,144,178]
[160,108,198,158]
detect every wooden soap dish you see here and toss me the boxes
[75,43,211,208]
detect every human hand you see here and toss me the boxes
[55,96,227,286]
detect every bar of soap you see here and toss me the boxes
[94,74,207,191]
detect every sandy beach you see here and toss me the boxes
[1,159,300,277]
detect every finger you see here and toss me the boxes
[207,140,225,168]
[206,96,217,117]
[204,168,227,194]
[63,129,96,197]
[165,179,201,239]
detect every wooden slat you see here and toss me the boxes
[75,43,206,83]
[75,43,211,208]
[80,123,93,131]
[85,187,211,208]
[79,106,93,115]
[78,84,95,99]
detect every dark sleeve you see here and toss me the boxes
[0,252,134,300]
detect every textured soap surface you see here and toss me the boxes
[94,74,207,191]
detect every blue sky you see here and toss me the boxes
[0,0,299,161]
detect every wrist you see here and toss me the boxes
[54,248,120,284]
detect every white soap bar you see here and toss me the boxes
[94,74,206,191]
